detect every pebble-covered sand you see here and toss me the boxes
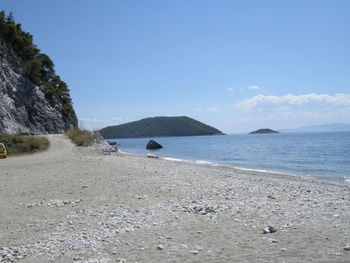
[0,134,349,263]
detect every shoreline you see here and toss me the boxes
[117,148,350,187]
[1,135,350,262]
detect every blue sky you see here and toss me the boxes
[2,0,350,133]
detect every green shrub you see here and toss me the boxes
[29,139,40,150]
[12,135,23,143]
[0,134,49,156]
[65,128,97,147]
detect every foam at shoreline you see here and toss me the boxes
[116,149,350,186]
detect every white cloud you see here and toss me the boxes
[236,93,350,111]
[195,107,219,112]
[79,117,123,130]
[248,85,260,90]
[206,107,219,112]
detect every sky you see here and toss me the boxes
[2,0,350,133]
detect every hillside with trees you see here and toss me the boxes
[0,11,77,134]
[100,116,224,139]
[0,11,75,119]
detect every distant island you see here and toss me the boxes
[100,116,224,139]
[249,129,280,134]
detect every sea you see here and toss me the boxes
[107,131,350,185]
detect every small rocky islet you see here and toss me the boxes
[249,128,280,134]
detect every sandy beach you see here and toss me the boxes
[1,134,349,263]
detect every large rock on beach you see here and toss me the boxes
[146,140,163,150]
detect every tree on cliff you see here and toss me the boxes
[0,10,75,119]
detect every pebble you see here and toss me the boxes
[268,238,279,243]
[157,245,164,250]
[189,250,199,255]
[344,245,350,251]
[263,226,277,234]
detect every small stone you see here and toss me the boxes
[157,245,164,250]
[267,195,276,199]
[116,258,126,263]
[281,248,287,251]
[81,185,88,188]
[263,225,277,234]
[193,206,203,213]
[263,227,270,234]
[344,245,350,251]
[189,250,199,255]
[268,226,277,233]
[205,206,215,213]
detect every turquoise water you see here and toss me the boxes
[108,132,350,185]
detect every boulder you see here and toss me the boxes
[146,140,163,150]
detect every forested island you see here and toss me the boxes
[249,129,280,134]
[100,116,224,139]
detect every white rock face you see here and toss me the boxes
[0,38,77,134]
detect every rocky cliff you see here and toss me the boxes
[0,37,78,134]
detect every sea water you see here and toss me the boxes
[108,132,350,185]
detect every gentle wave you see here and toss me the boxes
[110,132,350,185]
[117,148,350,186]
[162,157,187,162]
[195,160,215,165]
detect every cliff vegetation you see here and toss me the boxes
[0,11,75,117]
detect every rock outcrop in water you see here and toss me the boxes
[0,12,77,134]
[146,140,163,150]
